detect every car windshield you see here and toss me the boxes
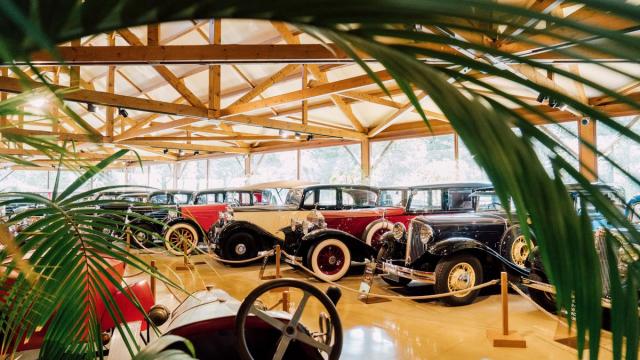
[379,189,405,207]
[572,190,625,217]
[285,188,304,206]
[173,193,192,205]
[342,188,378,207]
[118,195,146,202]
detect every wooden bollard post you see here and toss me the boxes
[275,245,281,278]
[176,237,194,270]
[487,272,526,348]
[150,260,156,300]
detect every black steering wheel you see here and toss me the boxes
[235,279,343,360]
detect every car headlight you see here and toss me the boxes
[167,210,178,219]
[419,225,433,244]
[392,222,406,240]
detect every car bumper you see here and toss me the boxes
[381,262,435,283]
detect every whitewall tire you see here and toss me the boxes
[308,239,351,282]
[363,220,393,250]
[164,223,199,256]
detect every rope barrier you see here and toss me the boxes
[282,250,500,300]
[193,246,275,264]
[508,281,562,322]
[122,269,145,278]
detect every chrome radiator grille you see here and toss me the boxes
[405,220,427,264]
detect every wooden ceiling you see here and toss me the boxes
[0,1,638,169]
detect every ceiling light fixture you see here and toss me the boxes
[536,93,548,104]
[118,108,129,118]
[279,129,287,138]
[87,103,96,112]
[194,151,200,156]
[294,132,301,140]
[163,148,169,154]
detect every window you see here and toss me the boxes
[532,122,579,179]
[598,116,640,199]
[94,169,126,189]
[173,193,192,204]
[300,145,361,183]
[447,189,474,210]
[286,188,304,206]
[302,189,315,208]
[177,160,207,190]
[149,164,174,190]
[371,135,455,187]
[457,141,489,182]
[342,188,377,207]
[251,151,297,183]
[209,156,246,187]
[253,191,273,205]
[378,189,406,207]
[408,189,443,212]
[149,193,169,204]
[127,166,148,186]
[318,189,337,208]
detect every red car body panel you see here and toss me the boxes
[179,204,228,232]
[322,207,408,239]
[4,257,155,351]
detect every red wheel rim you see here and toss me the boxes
[370,228,388,249]
[317,245,345,275]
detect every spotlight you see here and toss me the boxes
[163,148,169,154]
[307,134,314,141]
[178,149,183,156]
[294,132,301,140]
[581,118,590,126]
[548,97,559,108]
[194,151,200,156]
[536,93,548,103]
[28,97,48,108]
[87,103,96,113]
[279,129,287,138]
[118,108,128,118]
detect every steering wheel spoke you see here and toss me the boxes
[289,291,310,327]
[273,335,293,360]
[249,304,286,331]
[294,329,333,354]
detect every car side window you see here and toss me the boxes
[409,190,443,212]
[240,192,251,206]
[149,194,169,204]
[447,189,473,210]
[302,190,315,208]
[318,189,337,209]
[174,194,190,204]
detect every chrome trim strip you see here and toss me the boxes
[382,262,435,283]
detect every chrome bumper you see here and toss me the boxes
[382,262,435,283]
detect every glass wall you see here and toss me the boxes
[457,141,489,182]
[598,116,640,199]
[300,145,361,184]
[93,169,126,189]
[209,156,246,188]
[370,135,457,187]
[176,160,207,190]
[126,165,149,187]
[149,163,174,190]
[251,151,297,183]
[530,122,580,179]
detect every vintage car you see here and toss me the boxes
[211,185,381,264]
[376,188,530,306]
[194,187,275,206]
[282,182,490,281]
[525,183,634,313]
[2,254,165,353]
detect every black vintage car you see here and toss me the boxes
[525,183,636,313]
[377,188,529,306]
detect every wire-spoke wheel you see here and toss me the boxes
[435,254,483,306]
[363,220,393,250]
[164,223,199,256]
[510,235,530,268]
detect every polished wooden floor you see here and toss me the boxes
[130,251,615,359]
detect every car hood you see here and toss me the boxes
[322,206,405,218]
[416,211,511,226]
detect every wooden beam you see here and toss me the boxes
[127,134,308,142]
[368,93,427,137]
[27,44,369,65]
[330,95,365,132]
[301,65,308,125]
[361,138,370,183]
[117,29,205,108]
[114,117,205,141]
[209,19,222,111]
[120,140,249,154]
[0,128,99,142]
[220,70,394,116]
[340,91,402,108]
[230,64,299,106]
[223,114,367,141]
[106,34,116,138]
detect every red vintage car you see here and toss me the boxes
[2,255,162,353]
[283,182,490,281]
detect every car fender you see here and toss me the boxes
[217,220,281,251]
[298,228,376,262]
[425,237,529,277]
[361,218,394,244]
[164,217,206,240]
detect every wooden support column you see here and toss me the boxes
[69,39,81,87]
[579,119,597,181]
[209,19,222,111]
[361,138,370,184]
[106,34,116,138]
[147,24,159,46]
[301,65,308,125]
[244,154,251,183]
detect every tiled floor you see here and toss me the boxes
[130,251,615,359]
